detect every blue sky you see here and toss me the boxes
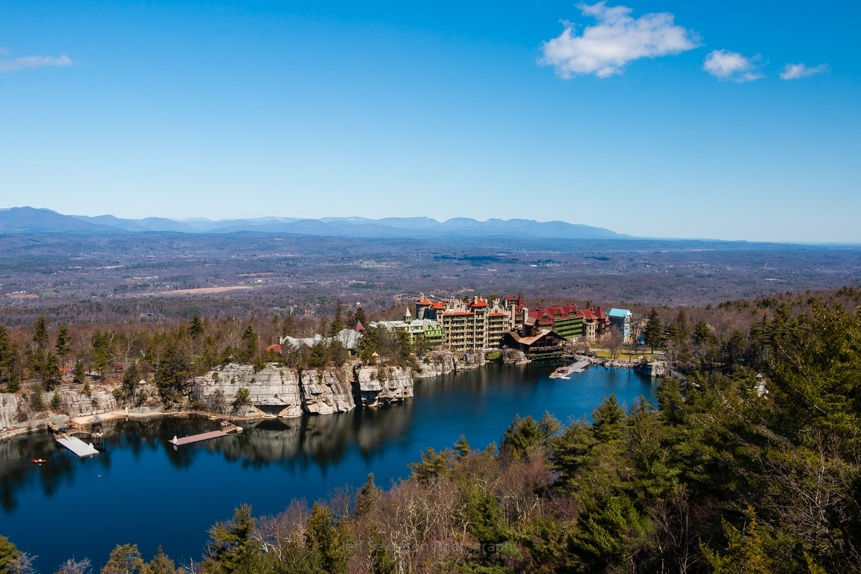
[1,1,859,242]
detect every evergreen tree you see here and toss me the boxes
[203,505,256,574]
[122,361,141,403]
[454,434,471,458]
[32,316,49,350]
[145,546,176,574]
[0,325,19,392]
[591,395,625,442]
[643,308,665,353]
[189,315,205,340]
[304,502,346,574]
[692,320,714,347]
[55,325,72,370]
[155,333,192,405]
[90,330,113,378]
[355,473,381,519]
[354,306,367,328]
[701,507,773,574]
[329,301,344,337]
[102,543,145,574]
[369,528,395,574]
[0,535,20,573]
[73,360,86,384]
[239,326,256,363]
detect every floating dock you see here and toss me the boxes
[549,359,591,379]
[56,436,100,458]
[169,430,229,446]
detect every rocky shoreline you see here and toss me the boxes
[0,350,489,440]
[0,350,669,440]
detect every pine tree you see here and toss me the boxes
[0,325,19,392]
[203,505,256,574]
[305,502,346,574]
[55,325,72,370]
[102,543,145,574]
[643,308,665,353]
[189,314,205,340]
[32,316,49,350]
[355,473,381,519]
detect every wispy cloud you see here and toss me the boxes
[780,62,828,80]
[703,49,763,82]
[0,53,72,72]
[539,1,699,78]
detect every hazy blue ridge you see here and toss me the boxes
[1,206,628,240]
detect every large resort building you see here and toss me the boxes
[415,294,518,352]
[372,293,624,353]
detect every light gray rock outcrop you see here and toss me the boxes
[0,394,20,430]
[192,363,305,417]
[415,351,457,378]
[635,360,667,378]
[356,366,414,407]
[300,368,356,415]
[414,350,487,378]
[60,388,119,417]
[193,363,357,417]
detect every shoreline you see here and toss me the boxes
[1,355,664,442]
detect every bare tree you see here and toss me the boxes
[55,557,93,574]
[601,326,624,360]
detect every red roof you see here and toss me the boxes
[468,297,488,308]
[416,295,433,305]
[431,302,446,310]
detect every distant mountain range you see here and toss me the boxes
[0,207,629,240]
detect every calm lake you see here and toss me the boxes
[0,364,657,570]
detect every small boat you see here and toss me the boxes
[31,459,47,464]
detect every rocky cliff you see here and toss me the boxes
[414,350,486,378]
[355,366,414,407]
[0,388,118,433]
[300,368,356,415]
[192,364,307,418]
[0,394,21,431]
[58,388,119,417]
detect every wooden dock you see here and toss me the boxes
[169,430,229,446]
[56,436,100,458]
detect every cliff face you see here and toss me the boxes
[1,360,415,434]
[355,366,414,408]
[414,350,485,378]
[59,388,119,418]
[300,368,356,415]
[193,363,357,417]
[0,388,116,432]
[0,394,20,431]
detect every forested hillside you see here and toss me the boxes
[4,297,861,572]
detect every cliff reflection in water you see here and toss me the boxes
[98,399,414,471]
[0,430,112,513]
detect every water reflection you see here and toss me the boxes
[0,364,656,570]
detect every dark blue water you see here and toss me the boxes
[0,364,656,570]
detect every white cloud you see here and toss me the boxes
[703,49,763,82]
[0,54,72,72]
[780,62,828,80]
[539,1,699,78]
